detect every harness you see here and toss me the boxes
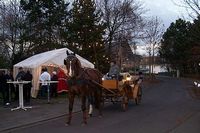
[65,55,101,87]
[67,68,89,87]
[67,68,99,87]
[67,78,89,87]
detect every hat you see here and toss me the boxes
[52,71,57,75]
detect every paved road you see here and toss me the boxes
[5,77,200,133]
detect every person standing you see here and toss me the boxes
[4,70,14,105]
[15,67,26,100]
[39,68,51,98]
[57,69,68,93]
[7,70,15,101]
[15,67,26,81]
[50,71,58,98]
[0,71,9,106]
[23,70,33,104]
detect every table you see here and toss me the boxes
[39,81,58,103]
[7,81,32,111]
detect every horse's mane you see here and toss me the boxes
[65,53,103,82]
[73,56,82,77]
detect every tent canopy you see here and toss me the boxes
[13,48,94,97]
[14,48,94,68]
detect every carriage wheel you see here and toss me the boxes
[135,86,142,105]
[122,102,128,111]
[111,97,115,104]
[122,96,128,111]
[101,97,105,108]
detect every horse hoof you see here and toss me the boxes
[65,122,70,126]
[81,122,87,126]
[88,114,92,117]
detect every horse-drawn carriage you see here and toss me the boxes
[101,72,142,111]
[64,51,142,125]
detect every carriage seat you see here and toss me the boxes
[102,80,118,89]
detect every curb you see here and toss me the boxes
[0,110,81,133]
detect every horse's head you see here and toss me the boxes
[64,50,81,78]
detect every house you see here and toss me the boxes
[109,41,142,72]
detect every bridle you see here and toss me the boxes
[64,54,79,78]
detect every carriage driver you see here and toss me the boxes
[107,61,120,79]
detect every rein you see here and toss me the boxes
[67,68,100,87]
[67,68,87,86]
[65,54,101,87]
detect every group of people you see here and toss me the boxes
[0,67,33,106]
[0,66,69,106]
[39,68,68,99]
[16,67,33,104]
[1,60,142,106]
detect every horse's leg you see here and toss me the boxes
[66,92,75,126]
[88,95,94,117]
[88,104,93,117]
[94,88,102,117]
[97,89,103,117]
[81,95,87,125]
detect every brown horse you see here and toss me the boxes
[64,51,103,125]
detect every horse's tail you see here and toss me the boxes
[83,68,103,109]
[91,79,103,109]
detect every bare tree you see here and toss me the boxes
[172,0,200,18]
[96,0,145,59]
[142,16,164,76]
[0,0,25,66]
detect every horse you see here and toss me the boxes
[64,51,103,126]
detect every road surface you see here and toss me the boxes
[6,76,200,133]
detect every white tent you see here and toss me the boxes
[13,48,94,97]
